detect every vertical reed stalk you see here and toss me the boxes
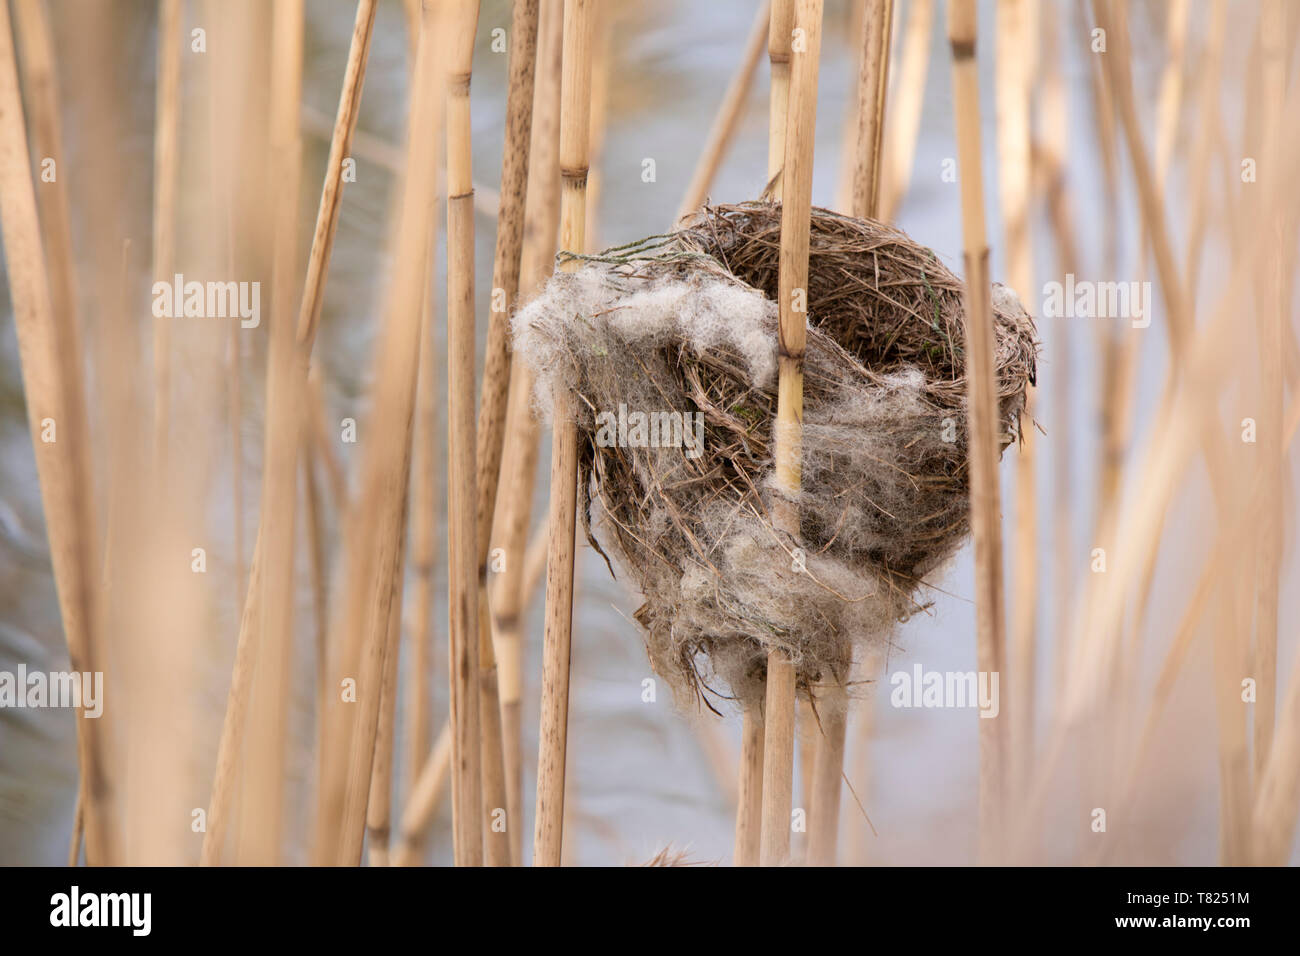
[947,0,1009,863]
[204,0,376,866]
[534,0,594,868]
[394,721,454,866]
[151,0,180,469]
[406,260,439,801]
[675,1,770,224]
[1251,0,1286,786]
[807,0,890,868]
[765,0,795,197]
[739,0,796,871]
[0,0,113,866]
[1040,0,1078,701]
[366,517,409,866]
[846,0,892,220]
[445,0,483,868]
[879,0,933,221]
[995,0,1035,798]
[12,0,89,860]
[475,0,539,868]
[301,404,329,734]
[761,0,822,869]
[491,0,565,868]
[313,0,442,866]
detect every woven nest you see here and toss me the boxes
[514,202,1038,710]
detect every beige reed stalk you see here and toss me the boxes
[674,1,770,224]
[311,0,445,867]
[845,0,892,222]
[765,0,794,198]
[491,0,565,869]
[397,0,437,819]
[394,721,454,866]
[0,0,114,866]
[1251,0,1286,787]
[406,259,439,802]
[12,0,75,370]
[474,0,539,868]
[203,0,377,866]
[12,0,87,859]
[948,0,1009,864]
[737,0,797,870]
[1009,109,1300,857]
[216,0,297,867]
[761,0,822,869]
[995,0,1036,800]
[879,0,933,222]
[151,0,180,469]
[443,0,483,868]
[534,0,595,868]
[807,0,891,868]
[366,518,409,866]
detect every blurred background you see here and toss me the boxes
[1,0,1297,865]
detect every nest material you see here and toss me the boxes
[513,202,1038,709]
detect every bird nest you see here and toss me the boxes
[513,202,1038,709]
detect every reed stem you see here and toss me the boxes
[534,0,594,868]
[440,0,484,869]
[490,0,565,868]
[0,0,113,865]
[947,0,1008,863]
[203,0,376,867]
[475,0,539,868]
[762,0,822,868]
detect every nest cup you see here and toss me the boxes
[514,202,1038,709]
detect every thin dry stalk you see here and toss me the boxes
[394,721,454,866]
[151,0,180,469]
[219,0,299,867]
[444,0,483,868]
[766,0,794,194]
[582,2,611,247]
[1251,0,1286,786]
[311,0,443,866]
[761,0,822,869]
[996,0,1036,799]
[807,0,891,867]
[1011,118,1300,857]
[675,1,770,224]
[366,521,409,866]
[948,0,1008,863]
[475,0,539,868]
[879,0,933,222]
[301,404,330,740]
[203,0,377,866]
[406,260,440,802]
[0,0,113,864]
[739,0,796,870]
[12,0,75,366]
[845,0,892,221]
[734,704,765,866]
[491,0,564,868]
[534,0,595,868]
[12,0,89,856]
[1038,0,1075,701]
